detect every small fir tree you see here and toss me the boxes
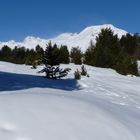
[39,41,71,79]
[81,65,87,76]
[74,69,81,80]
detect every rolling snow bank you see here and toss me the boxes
[0,62,140,140]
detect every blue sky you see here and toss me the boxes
[0,0,139,41]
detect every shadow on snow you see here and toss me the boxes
[0,71,80,92]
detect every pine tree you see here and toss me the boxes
[0,45,12,62]
[120,33,137,56]
[12,47,26,64]
[84,41,95,65]
[39,41,71,79]
[35,45,44,65]
[59,45,70,64]
[93,28,120,68]
[115,55,138,76]
[70,47,82,64]
[25,49,37,65]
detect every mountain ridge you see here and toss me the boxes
[0,24,128,52]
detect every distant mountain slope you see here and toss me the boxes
[0,24,127,52]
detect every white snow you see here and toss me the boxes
[0,24,127,52]
[0,61,140,140]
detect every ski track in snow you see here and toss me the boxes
[0,61,140,140]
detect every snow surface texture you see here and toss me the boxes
[0,61,140,140]
[0,24,127,52]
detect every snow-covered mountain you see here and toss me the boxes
[0,24,127,52]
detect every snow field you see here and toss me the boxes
[0,61,140,140]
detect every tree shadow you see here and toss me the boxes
[0,71,81,92]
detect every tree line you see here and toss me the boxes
[0,28,140,76]
[0,44,69,65]
[84,29,140,76]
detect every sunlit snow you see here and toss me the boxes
[0,61,140,140]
